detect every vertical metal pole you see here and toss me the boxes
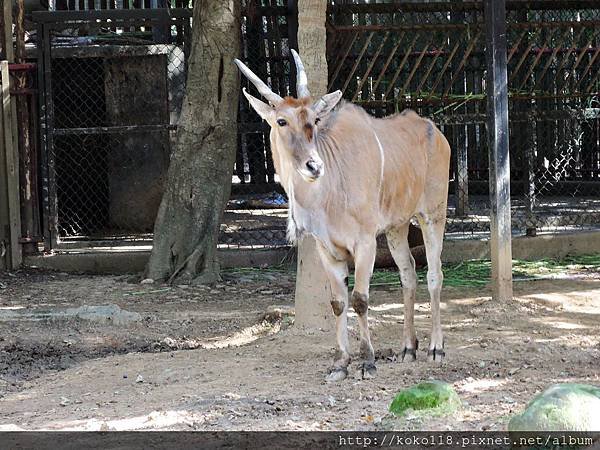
[37,21,52,252]
[451,0,469,217]
[42,24,59,249]
[484,0,513,301]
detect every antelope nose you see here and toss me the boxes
[306,159,323,177]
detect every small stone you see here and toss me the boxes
[135,374,144,383]
[508,367,520,376]
[163,337,177,348]
[140,278,154,285]
[478,361,486,368]
[60,397,70,407]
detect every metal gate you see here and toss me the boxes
[34,9,191,250]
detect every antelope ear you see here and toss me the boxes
[312,90,343,117]
[242,88,275,122]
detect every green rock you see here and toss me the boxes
[389,380,460,416]
[509,383,600,431]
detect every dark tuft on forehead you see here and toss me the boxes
[298,108,308,122]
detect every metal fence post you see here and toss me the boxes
[484,0,513,301]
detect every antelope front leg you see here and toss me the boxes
[352,239,377,379]
[316,243,351,382]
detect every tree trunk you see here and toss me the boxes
[294,0,333,331]
[145,0,240,284]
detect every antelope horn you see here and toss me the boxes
[291,49,311,98]
[234,59,283,106]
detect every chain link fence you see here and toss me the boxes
[327,0,600,240]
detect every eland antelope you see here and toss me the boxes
[235,51,451,382]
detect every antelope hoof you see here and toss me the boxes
[401,338,419,362]
[360,362,377,380]
[326,367,348,382]
[427,342,445,362]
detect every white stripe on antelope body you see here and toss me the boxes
[235,51,451,382]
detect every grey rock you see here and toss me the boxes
[509,383,600,431]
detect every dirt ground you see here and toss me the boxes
[0,267,599,431]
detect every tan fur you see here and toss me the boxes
[236,56,451,379]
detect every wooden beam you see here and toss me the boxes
[484,0,513,301]
[2,0,14,62]
[1,61,22,268]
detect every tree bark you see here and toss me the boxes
[294,0,333,331]
[145,0,240,284]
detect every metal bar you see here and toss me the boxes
[415,43,447,97]
[484,0,513,301]
[574,45,600,93]
[531,27,572,92]
[507,29,528,64]
[327,31,358,91]
[508,20,600,30]
[450,2,468,217]
[53,124,176,135]
[516,28,555,92]
[330,21,600,33]
[584,60,600,94]
[508,30,539,85]
[1,61,22,268]
[42,25,58,249]
[442,30,481,99]
[427,28,465,100]
[331,23,472,32]
[383,33,420,100]
[525,123,536,237]
[287,0,299,97]
[7,63,36,71]
[370,31,406,98]
[328,0,600,14]
[564,29,600,93]
[31,8,192,22]
[341,32,374,96]
[550,27,586,88]
[351,32,390,102]
[36,21,51,252]
[400,35,435,95]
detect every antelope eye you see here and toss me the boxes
[277,118,287,127]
